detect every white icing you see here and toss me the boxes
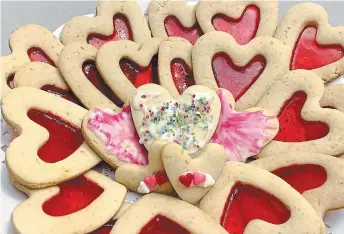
[137,181,150,194]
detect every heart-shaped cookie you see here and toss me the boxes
[1,24,63,100]
[131,84,221,154]
[256,70,344,157]
[193,31,288,111]
[162,142,225,204]
[2,87,101,188]
[148,0,203,44]
[13,62,81,105]
[199,162,326,234]
[12,170,126,234]
[251,152,344,217]
[274,2,344,83]
[158,38,195,97]
[211,88,279,162]
[196,0,278,45]
[61,0,151,48]
[96,38,161,104]
[320,85,344,112]
[111,193,228,234]
[59,42,122,110]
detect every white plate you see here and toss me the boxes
[1,1,344,233]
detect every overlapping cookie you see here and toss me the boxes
[320,85,344,112]
[193,31,288,111]
[1,24,63,100]
[251,152,344,217]
[61,0,151,49]
[58,42,122,110]
[274,2,344,82]
[2,87,101,188]
[199,162,326,234]
[158,37,195,97]
[111,193,228,234]
[196,0,278,45]
[256,70,344,157]
[96,38,161,104]
[148,0,203,44]
[12,170,127,234]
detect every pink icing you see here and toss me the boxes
[211,89,275,161]
[87,107,148,165]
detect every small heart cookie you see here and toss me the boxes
[13,62,81,105]
[1,24,63,100]
[2,87,101,188]
[61,0,151,48]
[320,85,344,112]
[200,162,326,234]
[193,31,288,110]
[196,0,278,45]
[251,152,344,217]
[256,70,344,157]
[12,170,126,234]
[162,142,225,204]
[96,38,162,104]
[274,2,344,83]
[158,38,195,97]
[131,84,221,154]
[111,193,228,234]
[58,42,123,110]
[148,0,203,44]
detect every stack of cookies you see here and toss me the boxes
[1,0,344,234]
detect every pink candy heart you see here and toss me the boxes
[193,172,206,186]
[144,176,157,189]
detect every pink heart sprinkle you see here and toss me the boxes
[144,176,157,189]
[193,172,206,186]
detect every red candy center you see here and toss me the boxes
[87,14,133,49]
[274,91,329,142]
[272,164,327,194]
[120,55,159,87]
[140,215,190,234]
[164,16,203,45]
[27,109,84,163]
[290,26,344,70]
[212,53,266,100]
[212,5,260,45]
[27,47,56,66]
[82,61,123,107]
[221,182,290,234]
[170,58,195,94]
[42,176,104,216]
[90,220,116,234]
[41,85,82,106]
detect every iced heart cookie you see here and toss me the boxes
[1,24,63,100]
[96,38,162,104]
[211,88,279,162]
[58,42,122,110]
[196,0,278,45]
[2,87,101,188]
[111,193,228,234]
[12,170,127,234]
[148,0,203,44]
[13,62,81,105]
[251,152,344,217]
[256,70,344,157]
[193,31,288,111]
[162,142,225,204]
[61,0,151,49]
[320,85,344,112]
[274,2,344,83]
[200,162,326,234]
[158,38,195,97]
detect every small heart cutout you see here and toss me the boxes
[211,5,260,45]
[27,47,56,66]
[87,14,133,49]
[274,91,329,142]
[179,173,194,187]
[290,26,344,70]
[171,58,195,94]
[164,16,203,45]
[212,53,266,101]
